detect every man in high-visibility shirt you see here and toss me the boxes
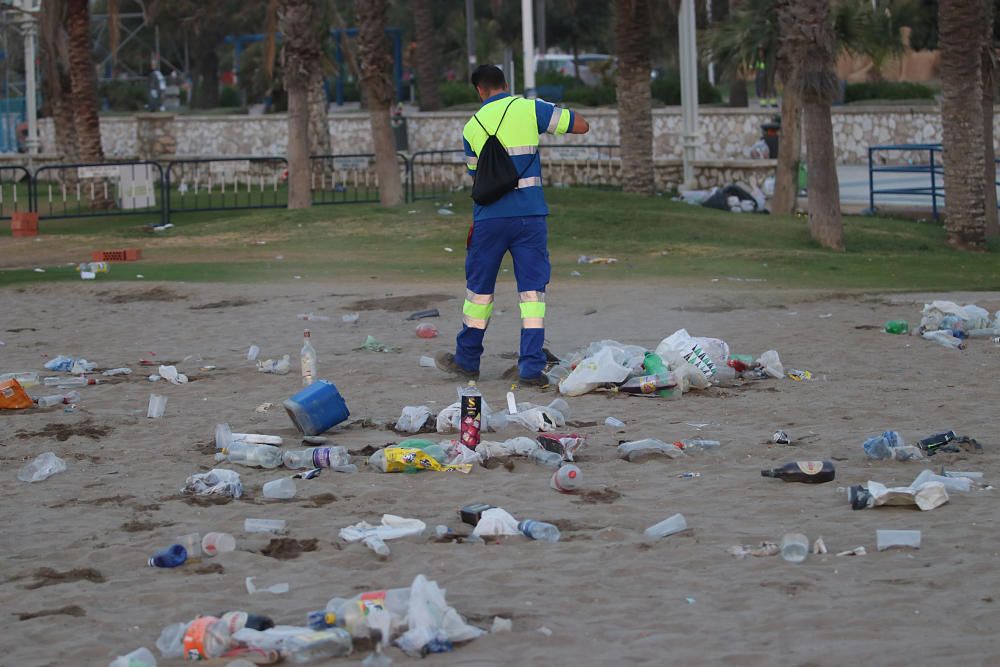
[435,64,590,387]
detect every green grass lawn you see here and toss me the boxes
[1,187,997,290]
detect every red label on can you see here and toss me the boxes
[460,394,482,449]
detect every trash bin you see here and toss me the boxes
[392,115,408,152]
[761,118,780,159]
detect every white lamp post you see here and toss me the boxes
[3,0,41,157]
[678,0,699,189]
[521,0,535,97]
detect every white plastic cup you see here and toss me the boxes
[262,478,297,499]
[418,355,436,368]
[247,344,260,361]
[644,513,687,540]
[147,394,167,419]
[244,518,287,534]
[605,416,625,428]
[780,532,809,563]
[201,532,236,556]
[176,532,202,557]
[876,529,921,551]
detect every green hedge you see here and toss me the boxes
[844,81,936,103]
[651,72,723,105]
[440,81,479,107]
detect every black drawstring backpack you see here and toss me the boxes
[470,97,537,205]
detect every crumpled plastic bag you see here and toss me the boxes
[862,431,923,461]
[473,507,520,537]
[756,350,784,379]
[44,356,96,373]
[395,574,485,656]
[558,346,632,396]
[436,395,504,433]
[476,437,540,459]
[507,405,565,432]
[447,443,483,465]
[182,468,242,498]
[158,364,188,385]
[340,514,427,543]
[257,355,290,375]
[617,439,686,462]
[396,405,431,433]
[357,335,401,353]
[919,300,991,331]
[537,433,585,461]
[655,329,719,380]
[864,480,949,511]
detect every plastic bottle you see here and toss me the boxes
[36,391,80,408]
[201,532,236,556]
[42,375,97,387]
[550,464,582,492]
[102,367,133,376]
[529,447,564,468]
[301,329,317,386]
[518,519,561,542]
[216,442,283,469]
[0,371,39,387]
[285,628,353,663]
[863,430,904,459]
[282,446,350,470]
[780,533,809,563]
[148,544,187,568]
[884,320,909,335]
[643,513,687,540]
[309,588,412,636]
[244,518,287,534]
[618,372,676,395]
[108,646,156,667]
[922,329,965,349]
[415,323,438,338]
[677,438,721,453]
[459,382,483,449]
[262,478,297,499]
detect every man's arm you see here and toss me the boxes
[568,113,589,134]
[535,100,589,136]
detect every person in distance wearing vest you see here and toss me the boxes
[434,64,590,387]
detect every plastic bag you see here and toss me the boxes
[756,350,784,379]
[395,405,431,433]
[257,355,290,375]
[476,437,540,459]
[558,346,631,396]
[536,433,586,461]
[617,439,686,462]
[158,365,188,385]
[507,406,565,432]
[655,329,717,381]
[919,301,970,331]
[182,468,243,498]
[18,451,67,482]
[340,514,427,543]
[473,508,520,537]
[396,575,485,656]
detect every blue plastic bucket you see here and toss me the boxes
[283,380,350,436]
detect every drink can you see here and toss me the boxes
[459,392,482,449]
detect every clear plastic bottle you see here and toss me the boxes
[285,628,353,663]
[109,646,156,667]
[36,392,78,408]
[518,519,561,542]
[529,447,565,468]
[42,376,96,387]
[301,329,317,386]
[922,329,966,349]
[262,478,297,499]
[282,446,350,469]
[677,438,721,453]
[309,588,411,636]
[550,464,582,492]
[216,442,283,469]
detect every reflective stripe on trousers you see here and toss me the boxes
[519,290,545,328]
[463,290,494,329]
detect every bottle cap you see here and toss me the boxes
[304,329,311,337]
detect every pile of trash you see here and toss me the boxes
[548,329,787,397]
[674,184,768,214]
[890,300,1000,349]
[151,574,487,663]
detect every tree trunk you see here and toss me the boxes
[772,0,799,215]
[308,70,331,156]
[356,0,403,206]
[784,0,842,250]
[728,75,748,107]
[614,0,655,196]
[280,0,322,210]
[939,0,987,248]
[772,88,801,214]
[39,0,77,162]
[413,0,442,111]
[803,102,842,249]
[66,0,103,163]
[981,0,998,237]
[193,49,220,109]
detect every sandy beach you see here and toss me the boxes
[1,279,997,667]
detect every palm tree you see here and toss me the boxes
[979,0,998,237]
[785,0,843,250]
[771,0,800,215]
[938,0,990,248]
[413,0,442,111]
[66,0,103,163]
[39,0,77,162]
[278,0,322,209]
[614,0,655,196]
[355,0,403,206]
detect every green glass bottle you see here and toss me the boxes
[884,320,909,335]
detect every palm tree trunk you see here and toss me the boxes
[981,0,998,237]
[356,0,403,206]
[66,0,102,163]
[785,0,842,249]
[413,0,442,111]
[308,70,331,156]
[939,0,988,248]
[772,0,799,215]
[39,0,77,163]
[279,0,321,209]
[614,0,655,196]
[192,48,220,109]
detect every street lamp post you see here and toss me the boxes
[678,0,699,189]
[521,0,536,97]
[3,0,40,158]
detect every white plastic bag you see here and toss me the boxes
[507,406,565,432]
[756,350,784,379]
[655,329,717,381]
[396,575,485,656]
[396,405,431,433]
[617,439,686,462]
[182,468,242,498]
[473,508,520,536]
[339,514,427,543]
[919,301,970,331]
[476,437,539,459]
[558,346,631,396]
[158,364,188,385]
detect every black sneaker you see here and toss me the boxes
[516,373,551,389]
[501,364,519,380]
[434,352,479,381]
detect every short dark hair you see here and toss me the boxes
[471,65,506,91]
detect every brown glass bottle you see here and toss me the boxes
[760,460,836,484]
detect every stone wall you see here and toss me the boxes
[36,105,996,165]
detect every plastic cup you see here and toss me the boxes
[244,518,287,534]
[415,323,438,338]
[644,513,688,540]
[876,529,921,551]
[605,417,625,428]
[147,394,167,419]
[418,355,436,368]
[176,532,202,557]
[780,532,809,563]
[262,478,297,499]
[201,532,236,556]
